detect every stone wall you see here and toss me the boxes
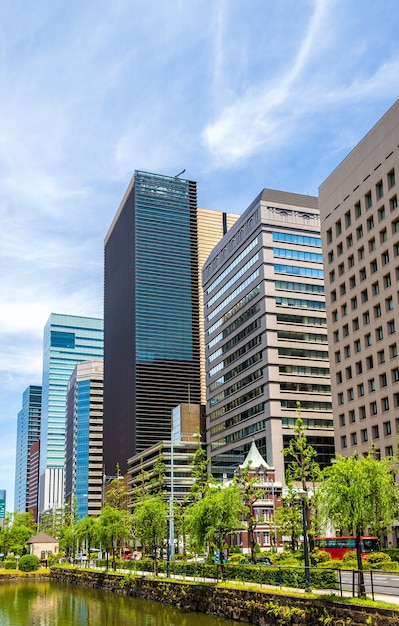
[50,568,399,626]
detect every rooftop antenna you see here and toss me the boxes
[175,169,186,178]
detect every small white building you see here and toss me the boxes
[26,531,59,559]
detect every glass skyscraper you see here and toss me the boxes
[39,314,103,514]
[104,170,239,475]
[14,385,42,512]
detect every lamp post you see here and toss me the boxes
[299,490,311,592]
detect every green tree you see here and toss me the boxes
[132,497,167,575]
[282,406,321,549]
[97,506,132,569]
[275,485,302,551]
[187,484,244,574]
[76,515,98,561]
[104,476,129,510]
[319,451,398,596]
[235,465,262,563]
[0,511,35,557]
[189,433,210,501]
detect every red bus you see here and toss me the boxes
[314,536,379,560]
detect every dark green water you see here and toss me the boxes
[0,581,240,626]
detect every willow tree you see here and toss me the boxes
[318,451,398,597]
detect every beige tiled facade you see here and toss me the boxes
[319,101,399,468]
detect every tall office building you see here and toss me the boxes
[14,385,42,512]
[65,360,104,518]
[28,441,40,523]
[319,101,399,471]
[104,170,238,474]
[203,189,335,483]
[0,490,5,527]
[39,314,104,515]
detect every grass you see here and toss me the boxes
[0,568,50,577]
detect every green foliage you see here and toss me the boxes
[18,554,40,572]
[189,434,210,501]
[275,485,303,551]
[382,548,399,562]
[132,497,167,570]
[0,511,36,557]
[366,552,391,569]
[105,477,129,509]
[97,506,133,569]
[310,548,332,566]
[234,464,263,563]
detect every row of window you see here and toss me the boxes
[275,280,325,294]
[276,313,326,327]
[208,318,261,363]
[209,368,263,406]
[206,237,258,295]
[208,302,261,349]
[335,342,398,364]
[272,231,322,247]
[278,329,328,343]
[273,247,323,263]
[331,290,396,313]
[275,296,326,310]
[274,264,324,278]
[207,270,260,322]
[336,366,399,388]
[333,319,396,344]
[208,333,263,377]
[337,393,399,416]
[207,252,259,307]
[208,351,263,391]
[330,250,399,292]
[208,285,261,336]
[209,385,264,421]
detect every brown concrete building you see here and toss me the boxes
[319,102,399,542]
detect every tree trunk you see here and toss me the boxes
[355,530,366,597]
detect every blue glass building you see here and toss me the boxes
[103,171,201,474]
[39,314,103,514]
[14,385,42,512]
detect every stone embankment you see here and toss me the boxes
[51,567,399,625]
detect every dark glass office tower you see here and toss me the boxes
[104,171,201,474]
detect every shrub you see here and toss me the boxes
[18,554,40,572]
[310,549,332,566]
[228,554,246,564]
[367,552,392,570]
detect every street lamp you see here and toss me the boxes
[299,490,311,592]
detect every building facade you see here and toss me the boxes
[203,189,335,483]
[28,440,40,523]
[103,170,238,475]
[65,360,104,518]
[319,102,399,469]
[39,314,104,515]
[14,385,42,513]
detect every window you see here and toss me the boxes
[338,262,345,275]
[390,343,398,358]
[395,242,399,257]
[348,388,354,401]
[367,216,374,230]
[344,344,351,358]
[356,226,363,240]
[363,311,370,325]
[337,242,343,256]
[390,195,398,212]
[372,281,380,295]
[384,420,391,435]
[349,275,356,288]
[359,406,366,420]
[331,290,337,302]
[329,270,335,283]
[369,237,376,251]
[376,326,383,341]
[336,220,342,236]
[378,206,386,221]
[328,250,334,263]
[353,317,359,331]
[356,361,363,375]
[384,273,391,288]
[378,350,386,364]
[382,398,390,412]
[376,180,384,198]
[349,409,355,423]
[336,371,343,384]
[361,429,368,443]
[355,201,362,218]
[346,234,353,248]
[332,309,338,322]
[341,435,347,449]
[365,333,372,347]
[327,228,333,243]
[345,210,352,227]
[388,319,395,334]
[392,367,399,382]
[351,432,358,445]
[333,330,340,343]
[343,324,349,337]
[385,446,394,457]
[354,339,361,353]
[388,169,396,189]
[380,228,387,242]
[345,366,352,379]
[370,400,377,415]
[392,219,399,234]
[340,282,346,296]
[341,303,348,316]
[369,378,376,392]
[361,289,368,303]
[374,303,381,318]
[382,250,390,265]
[351,296,358,310]
[359,267,367,281]
[370,259,378,273]
[348,254,355,267]
[366,355,374,370]
[358,246,365,260]
[357,383,364,397]
[372,425,379,439]
[365,191,372,208]
[386,296,394,311]
[338,392,344,405]
[380,373,387,388]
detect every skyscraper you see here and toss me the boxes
[319,101,399,478]
[65,360,104,518]
[203,189,335,483]
[103,170,238,474]
[14,385,42,512]
[39,313,104,515]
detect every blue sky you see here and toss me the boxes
[2,0,399,510]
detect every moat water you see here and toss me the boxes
[0,580,239,626]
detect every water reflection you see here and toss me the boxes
[0,581,237,626]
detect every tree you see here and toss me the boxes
[235,465,263,563]
[0,511,36,557]
[132,497,167,575]
[187,484,244,574]
[189,433,210,501]
[76,515,98,561]
[104,477,129,510]
[59,499,79,558]
[282,406,321,550]
[274,485,303,551]
[97,506,132,570]
[318,451,399,597]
